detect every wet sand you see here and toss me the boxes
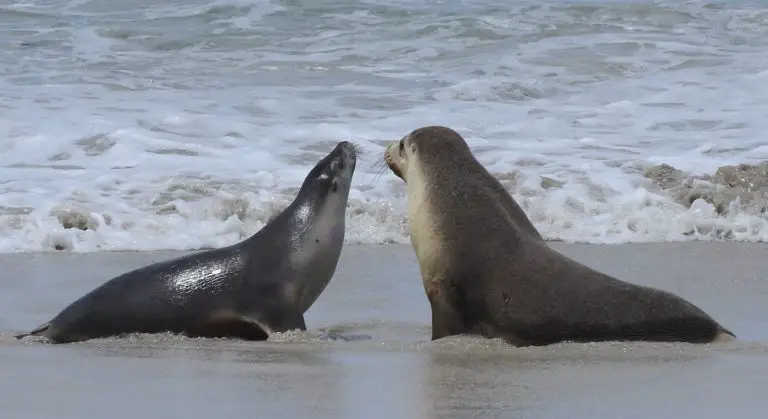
[1,242,767,419]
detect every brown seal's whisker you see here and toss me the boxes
[371,164,391,185]
[358,161,390,185]
[368,151,389,169]
[365,153,392,185]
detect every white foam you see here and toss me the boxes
[0,0,767,253]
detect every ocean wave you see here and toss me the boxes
[0,160,766,253]
[2,0,768,252]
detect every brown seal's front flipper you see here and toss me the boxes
[426,285,465,341]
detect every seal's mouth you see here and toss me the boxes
[384,143,404,181]
[336,141,363,162]
[303,141,362,185]
[321,141,362,178]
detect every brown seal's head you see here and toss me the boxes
[384,125,545,240]
[384,126,472,183]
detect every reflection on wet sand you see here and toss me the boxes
[2,243,768,418]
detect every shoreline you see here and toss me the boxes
[0,238,766,256]
[3,241,767,419]
[4,241,767,341]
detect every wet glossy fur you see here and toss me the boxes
[16,142,359,344]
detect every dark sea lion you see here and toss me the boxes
[16,141,360,344]
[384,126,734,346]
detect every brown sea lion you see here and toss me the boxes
[384,125,734,346]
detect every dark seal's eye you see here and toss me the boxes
[331,180,338,192]
[399,140,404,151]
[339,161,345,170]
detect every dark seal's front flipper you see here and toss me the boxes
[185,307,306,341]
[254,306,307,335]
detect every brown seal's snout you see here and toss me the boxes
[384,141,405,180]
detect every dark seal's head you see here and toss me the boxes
[297,141,359,210]
[260,140,360,236]
[285,141,360,312]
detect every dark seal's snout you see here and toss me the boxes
[335,140,361,163]
[328,141,361,177]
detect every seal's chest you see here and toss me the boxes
[406,183,443,281]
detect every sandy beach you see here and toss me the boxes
[3,0,768,417]
[1,242,767,419]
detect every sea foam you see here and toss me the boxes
[1,0,766,252]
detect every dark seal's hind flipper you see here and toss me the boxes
[14,321,51,340]
[714,327,736,342]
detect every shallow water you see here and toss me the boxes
[2,243,768,418]
[2,0,768,252]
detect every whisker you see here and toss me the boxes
[348,141,369,159]
[372,165,390,184]
[368,153,386,169]
[367,152,392,185]
[346,139,396,185]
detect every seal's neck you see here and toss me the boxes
[405,160,444,283]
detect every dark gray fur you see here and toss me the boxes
[401,126,733,346]
[16,141,359,344]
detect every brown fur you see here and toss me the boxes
[385,126,735,346]
[385,127,543,241]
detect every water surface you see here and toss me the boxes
[1,0,768,252]
[3,243,767,418]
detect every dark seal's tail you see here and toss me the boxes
[14,322,50,340]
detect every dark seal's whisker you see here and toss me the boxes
[349,142,368,159]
